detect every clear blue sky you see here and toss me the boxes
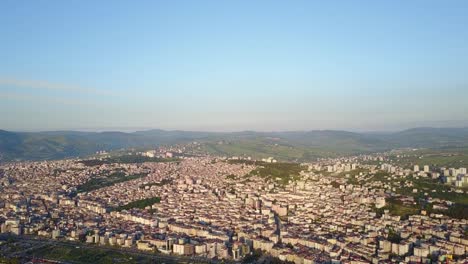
[1,0,467,132]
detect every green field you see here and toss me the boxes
[79,155,179,166]
[359,173,468,219]
[229,160,306,185]
[77,171,148,193]
[201,140,314,161]
[376,196,468,220]
[196,136,377,162]
[387,148,468,169]
[30,244,149,264]
[115,197,161,211]
[374,197,420,219]
[338,161,468,219]
[3,127,468,162]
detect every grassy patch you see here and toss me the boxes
[387,148,468,169]
[77,172,148,193]
[374,197,419,219]
[201,140,312,161]
[250,162,305,185]
[435,204,468,220]
[29,244,151,264]
[79,155,179,166]
[227,159,305,185]
[396,177,468,205]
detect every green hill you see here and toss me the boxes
[1,127,468,161]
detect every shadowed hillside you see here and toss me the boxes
[1,127,468,161]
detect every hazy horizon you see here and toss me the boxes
[3,121,468,134]
[2,1,468,131]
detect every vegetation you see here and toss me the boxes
[249,162,306,185]
[432,204,468,220]
[28,244,154,264]
[397,178,468,205]
[227,159,257,165]
[387,147,468,169]
[139,178,173,189]
[348,163,468,219]
[2,127,468,162]
[242,249,263,263]
[226,174,237,180]
[0,129,210,161]
[77,172,148,193]
[79,159,110,166]
[374,197,419,220]
[242,249,294,264]
[115,197,161,211]
[201,140,327,162]
[375,195,468,220]
[0,257,20,264]
[330,181,341,188]
[79,155,179,166]
[387,228,402,243]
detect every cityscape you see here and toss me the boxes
[0,144,467,263]
[1,1,468,263]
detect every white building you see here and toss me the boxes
[423,165,429,172]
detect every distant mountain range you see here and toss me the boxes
[1,127,468,161]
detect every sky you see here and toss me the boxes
[1,0,468,132]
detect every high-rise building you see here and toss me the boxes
[423,165,430,172]
[413,165,419,172]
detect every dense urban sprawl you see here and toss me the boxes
[0,148,467,263]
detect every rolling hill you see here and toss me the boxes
[1,127,468,161]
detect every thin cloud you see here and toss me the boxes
[0,91,105,107]
[0,77,115,96]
